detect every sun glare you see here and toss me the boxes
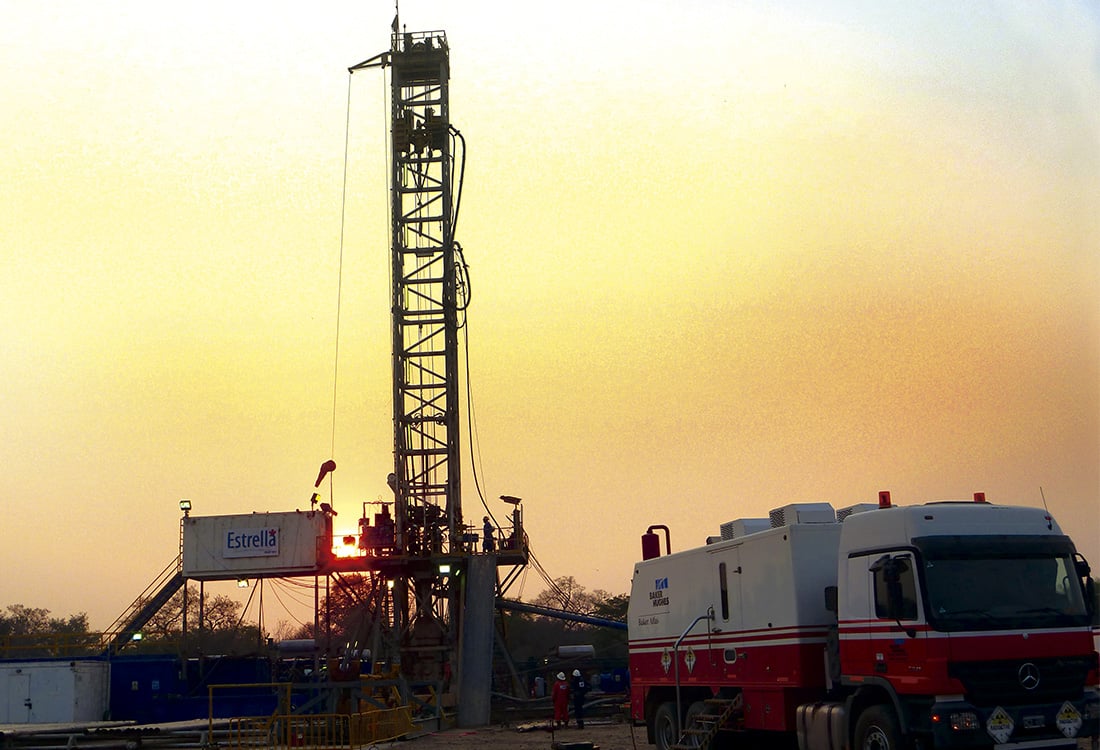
[332,532,363,559]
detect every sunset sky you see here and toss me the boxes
[2,1,1097,631]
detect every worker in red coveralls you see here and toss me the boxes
[552,671,570,728]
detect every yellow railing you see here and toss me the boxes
[212,682,414,750]
[348,708,415,745]
[0,632,102,658]
[227,709,413,749]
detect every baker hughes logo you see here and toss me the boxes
[636,577,670,626]
[650,577,670,608]
[224,528,280,558]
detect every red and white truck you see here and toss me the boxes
[628,493,1099,750]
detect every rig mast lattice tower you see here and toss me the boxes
[354,27,460,682]
[388,31,460,548]
[385,28,461,682]
[347,24,528,703]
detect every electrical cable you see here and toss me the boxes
[528,549,571,607]
[448,123,495,530]
[270,577,315,609]
[383,66,394,333]
[510,559,530,600]
[455,242,471,318]
[450,130,471,319]
[330,74,354,462]
[462,319,496,526]
[449,126,466,237]
[457,255,564,601]
[234,580,260,630]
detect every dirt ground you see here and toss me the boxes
[378,719,647,750]
[375,720,1100,750]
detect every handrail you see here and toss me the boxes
[217,678,415,750]
[100,564,186,654]
[673,607,715,742]
[211,682,292,744]
[0,632,101,658]
[101,555,183,637]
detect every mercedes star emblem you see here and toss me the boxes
[1018,662,1040,690]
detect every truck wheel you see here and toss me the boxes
[654,702,679,750]
[684,701,712,750]
[855,705,902,750]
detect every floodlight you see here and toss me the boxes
[237,578,249,589]
[438,564,451,575]
[179,499,192,513]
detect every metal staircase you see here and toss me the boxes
[673,694,743,750]
[99,554,185,655]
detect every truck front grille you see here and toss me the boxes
[948,656,1094,706]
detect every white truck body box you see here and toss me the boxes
[630,520,842,647]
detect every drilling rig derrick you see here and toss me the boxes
[345,27,528,708]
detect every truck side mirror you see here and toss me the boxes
[824,586,838,614]
[1086,578,1096,620]
[870,555,904,605]
[1074,554,1095,619]
[1074,553,1091,581]
[870,555,916,636]
[884,567,905,620]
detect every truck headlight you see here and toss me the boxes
[949,712,980,731]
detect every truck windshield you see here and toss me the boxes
[915,535,1089,631]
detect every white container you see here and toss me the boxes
[0,661,109,723]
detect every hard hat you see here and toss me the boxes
[557,672,565,680]
[572,669,581,677]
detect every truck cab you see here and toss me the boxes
[836,498,1097,750]
[628,494,1099,750]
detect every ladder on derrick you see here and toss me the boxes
[672,694,743,750]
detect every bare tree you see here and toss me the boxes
[0,604,89,636]
[0,604,93,657]
[531,576,616,623]
[144,585,245,636]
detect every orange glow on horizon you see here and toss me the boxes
[0,1,1095,630]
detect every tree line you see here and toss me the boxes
[5,575,1098,673]
[0,576,629,668]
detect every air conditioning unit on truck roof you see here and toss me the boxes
[719,518,770,540]
[627,492,1100,750]
[769,502,836,527]
[836,503,878,521]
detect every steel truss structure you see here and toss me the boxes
[347,27,527,694]
[351,29,462,683]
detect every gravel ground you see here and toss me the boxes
[377,719,646,750]
[376,722,1100,750]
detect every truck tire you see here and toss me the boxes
[684,701,712,750]
[854,705,902,750]
[654,702,679,750]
